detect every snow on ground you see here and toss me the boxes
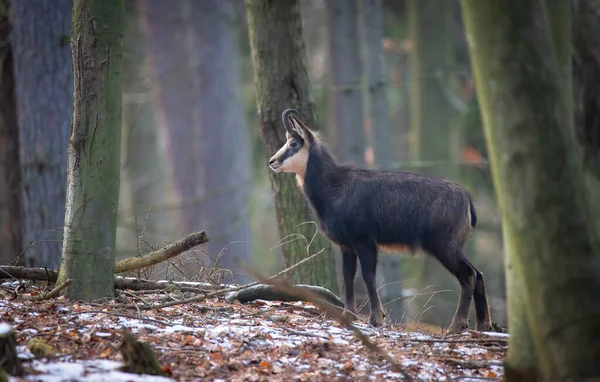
[2,285,507,381]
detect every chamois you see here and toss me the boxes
[268,109,492,334]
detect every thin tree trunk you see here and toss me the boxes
[0,0,22,265]
[358,0,403,322]
[10,0,73,268]
[141,0,196,238]
[190,0,253,284]
[326,0,365,167]
[57,0,124,301]
[407,0,459,327]
[359,0,391,169]
[246,0,339,293]
[462,0,600,379]
[118,0,170,265]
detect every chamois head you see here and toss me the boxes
[268,109,315,176]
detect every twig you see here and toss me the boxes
[443,358,504,368]
[269,317,328,339]
[245,266,414,381]
[404,337,508,344]
[69,310,173,327]
[24,280,72,301]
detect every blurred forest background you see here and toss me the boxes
[8,0,590,331]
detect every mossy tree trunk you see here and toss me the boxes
[462,0,600,379]
[0,0,23,265]
[246,0,338,293]
[57,0,124,301]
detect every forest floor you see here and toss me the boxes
[2,279,507,381]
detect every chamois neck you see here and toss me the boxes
[299,144,339,216]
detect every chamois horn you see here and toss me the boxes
[281,108,301,134]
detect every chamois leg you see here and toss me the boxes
[341,248,357,316]
[465,259,492,331]
[357,243,385,327]
[431,246,477,334]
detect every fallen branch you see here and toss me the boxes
[115,231,208,273]
[245,267,413,381]
[116,248,328,311]
[25,279,72,301]
[443,358,504,369]
[0,230,209,285]
[0,268,216,292]
[225,283,344,308]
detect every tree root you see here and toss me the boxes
[119,328,168,377]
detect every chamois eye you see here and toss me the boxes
[290,141,299,149]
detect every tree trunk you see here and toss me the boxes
[462,0,600,379]
[326,0,365,167]
[359,0,391,169]
[358,0,403,322]
[0,0,23,265]
[189,0,253,284]
[57,0,124,301]
[9,0,73,268]
[118,0,171,265]
[246,0,339,293]
[142,0,253,282]
[141,0,196,238]
[406,0,460,327]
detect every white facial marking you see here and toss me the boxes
[269,138,309,180]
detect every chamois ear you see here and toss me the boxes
[282,109,314,143]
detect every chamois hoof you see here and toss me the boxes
[476,321,493,332]
[341,309,357,322]
[446,321,469,335]
[369,312,385,327]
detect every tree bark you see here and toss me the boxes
[462,0,600,379]
[246,0,339,293]
[326,0,365,167]
[9,0,73,268]
[0,0,23,266]
[57,0,124,301]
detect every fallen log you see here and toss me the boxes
[225,283,345,308]
[0,230,209,290]
[0,268,218,292]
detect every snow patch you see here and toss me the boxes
[0,322,13,334]
[26,359,173,382]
